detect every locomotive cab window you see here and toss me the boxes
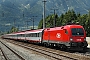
[71,28,84,36]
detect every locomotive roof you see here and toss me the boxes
[44,24,83,31]
[65,25,83,28]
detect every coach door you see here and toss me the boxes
[39,32,42,42]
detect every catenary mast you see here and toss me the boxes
[42,0,47,29]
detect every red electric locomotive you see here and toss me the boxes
[2,24,88,51]
[42,24,88,50]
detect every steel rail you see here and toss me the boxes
[8,40,78,60]
[0,41,25,60]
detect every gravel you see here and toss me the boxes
[0,37,90,60]
[6,42,50,60]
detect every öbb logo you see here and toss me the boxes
[56,33,61,38]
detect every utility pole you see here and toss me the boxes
[42,0,47,29]
[14,19,16,27]
[17,25,19,31]
[2,11,4,17]
[51,8,58,27]
[13,19,16,32]
[31,16,37,29]
[25,20,30,29]
[23,11,24,18]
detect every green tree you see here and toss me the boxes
[63,10,77,25]
[57,13,64,26]
[38,19,43,29]
[38,14,56,28]
[85,10,90,36]
[10,26,18,33]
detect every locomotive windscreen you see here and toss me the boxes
[71,28,84,36]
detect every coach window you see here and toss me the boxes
[32,34,33,37]
[38,33,39,37]
[33,34,34,37]
[33,33,34,37]
[20,34,22,37]
[34,33,36,37]
[29,34,31,37]
[28,34,30,37]
[26,34,28,37]
[36,33,38,37]
[18,34,20,37]
[27,34,30,37]
[31,34,33,37]
[22,34,25,37]
[35,33,37,37]
[39,32,42,37]
[21,34,23,37]
[30,34,32,37]
[37,33,39,37]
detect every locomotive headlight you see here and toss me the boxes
[70,38,73,41]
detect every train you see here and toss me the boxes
[2,23,88,51]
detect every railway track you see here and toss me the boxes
[5,39,90,60]
[0,46,6,60]
[0,40,25,60]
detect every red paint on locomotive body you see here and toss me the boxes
[42,24,88,49]
[43,25,86,42]
[43,27,69,42]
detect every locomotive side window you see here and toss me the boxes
[71,28,84,36]
[65,29,68,34]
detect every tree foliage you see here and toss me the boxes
[38,10,90,36]
[9,26,18,33]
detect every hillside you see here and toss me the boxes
[0,0,90,32]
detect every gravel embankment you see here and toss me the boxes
[6,42,50,60]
